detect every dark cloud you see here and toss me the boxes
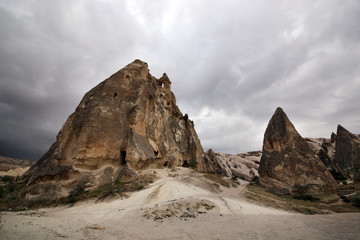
[0,0,359,159]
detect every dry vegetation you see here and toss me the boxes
[203,173,238,188]
[0,172,157,210]
[143,199,216,221]
[245,183,360,214]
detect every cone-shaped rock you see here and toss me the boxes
[258,107,337,199]
[25,60,213,202]
[334,125,360,181]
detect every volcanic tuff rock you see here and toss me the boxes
[0,156,33,172]
[25,59,214,202]
[206,149,260,181]
[258,107,337,200]
[334,125,360,181]
[305,137,338,173]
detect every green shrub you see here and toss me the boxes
[329,170,347,180]
[350,195,360,208]
[340,195,351,203]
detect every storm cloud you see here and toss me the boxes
[0,0,359,160]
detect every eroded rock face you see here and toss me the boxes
[334,125,360,181]
[305,137,338,173]
[25,60,211,202]
[258,107,337,200]
[205,149,260,181]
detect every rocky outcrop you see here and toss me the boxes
[334,125,360,181]
[0,156,34,177]
[205,149,260,181]
[305,138,339,173]
[0,156,33,172]
[258,107,337,200]
[25,60,212,202]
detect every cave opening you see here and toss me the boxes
[182,160,189,168]
[120,150,127,165]
[154,151,158,156]
[163,161,168,167]
[114,92,118,98]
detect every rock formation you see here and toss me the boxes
[305,137,339,173]
[206,149,260,181]
[25,59,213,202]
[0,156,33,177]
[258,107,337,200]
[334,125,360,181]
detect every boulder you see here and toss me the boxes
[25,60,212,202]
[205,149,260,181]
[258,107,337,200]
[334,125,360,181]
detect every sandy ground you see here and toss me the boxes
[1,168,360,240]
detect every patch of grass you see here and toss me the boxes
[0,176,29,211]
[245,184,360,214]
[0,172,156,210]
[204,174,230,188]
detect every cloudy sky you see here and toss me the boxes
[1,0,359,160]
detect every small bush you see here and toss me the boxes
[329,170,346,180]
[0,176,15,183]
[340,195,351,203]
[293,195,315,201]
[350,196,360,208]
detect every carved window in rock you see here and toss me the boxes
[120,150,126,165]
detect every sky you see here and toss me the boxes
[0,0,359,160]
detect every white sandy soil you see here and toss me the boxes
[1,168,359,240]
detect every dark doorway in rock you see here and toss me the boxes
[120,150,126,165]
[154,151,158,156]
[114,92,118,98]
[163,161,168,167]
[182,160,189,168]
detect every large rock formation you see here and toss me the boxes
[334,125,360,181]
[206,149,260,181]
[258,107,337,200]
[25,60,213,202]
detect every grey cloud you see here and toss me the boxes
[0,0,359,159]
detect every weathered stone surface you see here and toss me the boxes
[25,60,211,202]
[205,149,260,181]
[305,137,339,173]
[0,156,33,172]
[334,125,360,181]
[258,107,337,200]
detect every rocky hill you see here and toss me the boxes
[24,60,216,203]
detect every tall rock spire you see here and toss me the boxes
[334,124,360,181]
[258,107,337,201]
